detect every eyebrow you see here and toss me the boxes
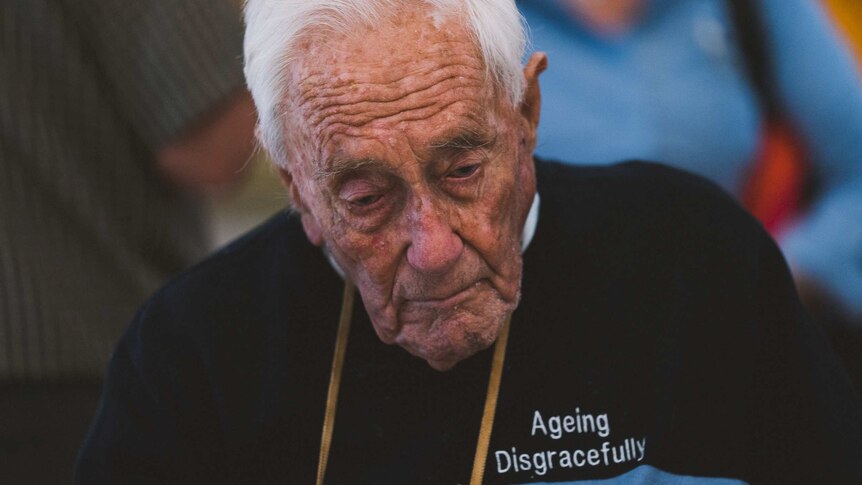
[312,127,496,182]
[313,157,386,182]
[429,128,494,153]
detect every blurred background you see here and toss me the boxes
[206,157,284,247]
[1,0,861,482]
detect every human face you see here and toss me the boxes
[281,7,539,370]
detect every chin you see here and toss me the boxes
[396,299,512,371]
[425,356,462,372]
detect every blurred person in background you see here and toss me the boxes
[0,0,255,481]
[518,0,862,389]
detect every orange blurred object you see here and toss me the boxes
[822,0,862,66]
[744,0,862,237]
[742,120,808,236]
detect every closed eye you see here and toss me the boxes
[448,164,480,179]
[349,194,382,207]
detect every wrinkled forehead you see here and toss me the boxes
[288,4,479,80]
[281,6,505,172]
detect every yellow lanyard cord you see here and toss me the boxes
[316,281,512,485]
[470,315,512,485]
[316,281,355,485]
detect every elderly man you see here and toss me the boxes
[76,0,861,483]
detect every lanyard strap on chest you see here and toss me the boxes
[470,312,512,485]
[316,281,355,485]
[316,281,512,485]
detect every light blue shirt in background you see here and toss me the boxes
[519,0,862,316]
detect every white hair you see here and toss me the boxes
[243,0,528,167]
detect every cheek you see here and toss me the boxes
[329,230,400,286]
[329,232,402,342]
[462,173,521,250]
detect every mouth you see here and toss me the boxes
[406,279,486,309]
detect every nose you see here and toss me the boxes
[406,201,463,274]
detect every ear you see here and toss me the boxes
[278,168,325,246]
[520,52,548,151]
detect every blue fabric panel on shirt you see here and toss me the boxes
[516,464,747,484]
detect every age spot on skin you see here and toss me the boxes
[280,3,539,371]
